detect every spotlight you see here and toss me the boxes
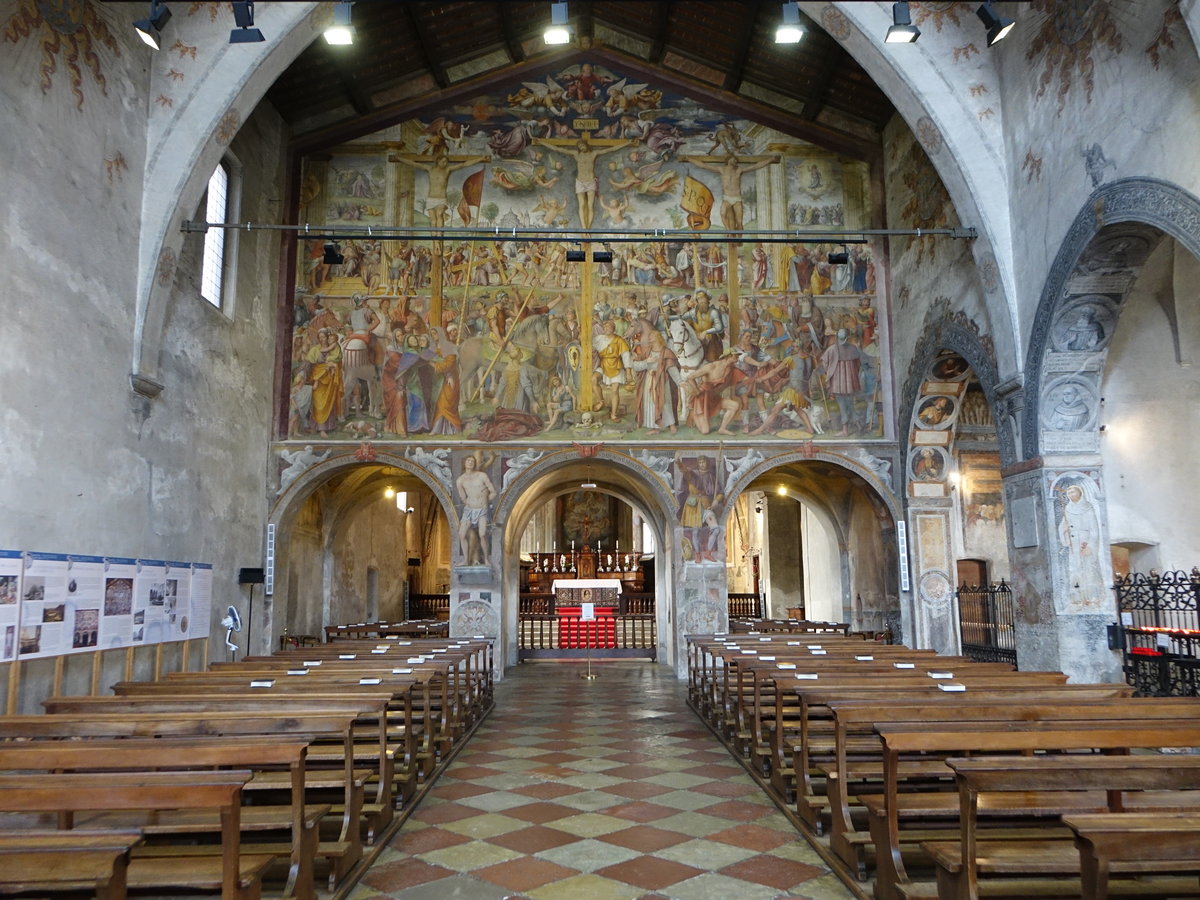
[885,1,920,44]
[324,1,355,45]
[775,1,804,44]
[592,250,614,264]
[133,0,171,50]
[976,1,1014,46]
[230,0,265,44]
[828,246,850,265]
[323,241,344,265]
[544,1,571,45]
[565,249,586,262]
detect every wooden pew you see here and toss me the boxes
[820,696,1200,879]
[0,738,317,900]
[865,722,1200,900]
[0,771,271,900]
[1064,812,1200,900]
[924,756,1200,900]
[0,830,142,900]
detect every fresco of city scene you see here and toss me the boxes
[289,61,886,442]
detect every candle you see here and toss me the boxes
[616,539,619,552]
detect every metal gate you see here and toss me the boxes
[1114,569,1200,696]
[956,580,1017,666]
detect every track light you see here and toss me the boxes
[230,0,265,44]
[544,2,571,45]
[133,0,171,50]
[976,1,1014,46]
[323,241,344,265]
[828,246,850,265]
[592,250,614,264]
[324,1,355,45]
[775,2,804,44]
[565,249,586,262]
[885,1,920,44]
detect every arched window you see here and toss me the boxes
[200,162,229,308]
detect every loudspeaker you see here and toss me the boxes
[238,567,265,584]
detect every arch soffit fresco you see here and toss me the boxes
[1023,177,1200,460]
[493,448,680,538]
[268,451,459,537]
[818,2,1019,378]
[130,2,1015,394]
[900,317,1012,471]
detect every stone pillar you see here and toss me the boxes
[1003,460,1122,681]
[907,503,960,655]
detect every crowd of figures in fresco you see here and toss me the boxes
[287,62,888,443]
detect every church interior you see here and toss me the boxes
[3,0,1200,897]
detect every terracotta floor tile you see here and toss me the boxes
[502,801,578,824]
[473,857,581,892]
[359,857,453,892]
[597,824,692,852]
[601,800,679,823]
[600,781,673,800]
[388,825,473,855]
[720,854,827,889]
[409,802,481,825]
[707,824,796,851]
[690,779,761,798]
[486,824,578,854]
[508,782,584,800]
[699,798,777,822]
[595,855,706,890]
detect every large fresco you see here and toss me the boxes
[289,61,887,442]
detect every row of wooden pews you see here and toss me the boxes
[687,629,1200,900]
[324,620,449,641]
[0,633,493,900]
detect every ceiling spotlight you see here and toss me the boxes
[230,0,265,44]
[133,0,171,50]
[324,1,355,45]
[976,1,1014,46]
[885,1,920,44]
[544,1,571,45]
[323,241,344,265]
[775,1,804,44]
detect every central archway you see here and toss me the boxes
[494,450,680,670]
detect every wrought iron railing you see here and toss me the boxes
[1115,568,1200,696]
[956,580,1017,666]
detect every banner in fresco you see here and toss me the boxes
[290,61,888,443]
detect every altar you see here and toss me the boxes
[551,579,621,649]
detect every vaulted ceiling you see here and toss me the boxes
[267,1,896,154]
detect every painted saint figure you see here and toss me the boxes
[456,455,497,567]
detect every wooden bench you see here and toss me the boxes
[0,737,319,900]
[866,722,1200,900]
[923,756,1200,900]
[1064,812,1200,900]
[0,771,272,900]
[0,830,142,900]
[820,697,1200,879]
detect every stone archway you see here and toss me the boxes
[898,326,1011,656]
[1013,178,1200,680]
[723,449,902,639]
[494,448,682,672]
[265,449,458,653]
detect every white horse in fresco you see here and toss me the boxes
[667,316,706,423]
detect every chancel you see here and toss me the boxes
[4,1,1200,897]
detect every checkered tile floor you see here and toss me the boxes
[349,660,855,900]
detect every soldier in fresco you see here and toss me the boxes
[592,319,633,422]
[820,328,865,435]
[682,290,725,361]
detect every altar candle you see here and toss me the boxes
[615,539,619,552]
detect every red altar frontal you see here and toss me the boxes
[552,579,621,650]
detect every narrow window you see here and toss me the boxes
[201,162,229,308]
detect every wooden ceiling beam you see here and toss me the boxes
[648,0,671,62]
[404,4,450,89]
[497,0,526,64]
[722,0,761,93]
